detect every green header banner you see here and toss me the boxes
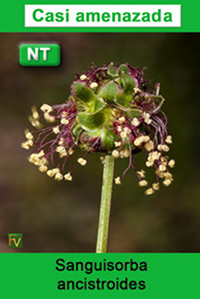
[1,253,199,298]
[1,0,200,32]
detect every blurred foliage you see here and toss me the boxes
[0,33,200,252]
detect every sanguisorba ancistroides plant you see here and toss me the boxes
[22,63,175,252]
[22,63,175,194]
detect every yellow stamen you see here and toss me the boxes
[131,118,140,127]
[168,159,175,168]
[80,74,87,80]
[112,150,120,158]
[55,172,63,181]
[60,118,69,125]
[39,165,48,173]
[90,82,98,89]
[115,177,121,185]
[64,173,73,181]
[78,158,87,166]
[139,180,148,187]
[40,104,53,113]
[145,188,154,195]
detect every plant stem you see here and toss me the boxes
[96,155,115,253]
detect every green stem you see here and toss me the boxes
[96,155,115,253]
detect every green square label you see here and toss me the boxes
[8,233,23,248]
[19,44,60,66]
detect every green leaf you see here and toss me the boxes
[72,124,83,142]
[151,95,165,112]
[72,82,96,103]
[72,81,105,113]
[94,98,106,113]
[121,73,137,93]
[100,81,118,103]
[126,108,142,119]
[84,130,102,139]
[101,128,116,151]
[114,77,122,86]
[77,107,111,132]
[79,129,102,145]
[117,64,129,74]
[115,93,133,108]
[107,63,118,77]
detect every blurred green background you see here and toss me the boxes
[0,33,199,253]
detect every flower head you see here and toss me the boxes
[22,63,174,194]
